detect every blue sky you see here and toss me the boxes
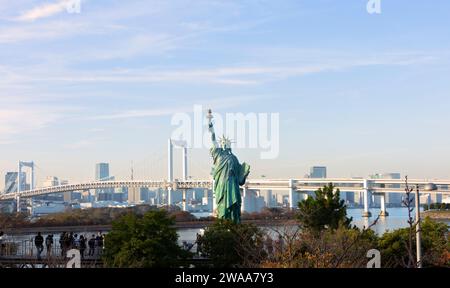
[1,0,450,188]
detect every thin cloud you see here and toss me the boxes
[90,107,189,120]
[0,20,122,44]
[64,139,94,149]
[89,96,261,121]
[0,107,62,144]
[0,105,81,144]
[15,0,73,22]
[0,53,436,87]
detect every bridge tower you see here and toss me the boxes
[379,193,389,216]
[128,162,141,204]
[362,179,372,217]
[288,179,297,209]
[16,161,35,213]
[167,139,188,209]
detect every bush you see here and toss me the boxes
[197,220,266,268]
[261,225,378,268]
[103,210,191,268]
[378,217,449,267]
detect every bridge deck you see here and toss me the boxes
[1,178,449,201]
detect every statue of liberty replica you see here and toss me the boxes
[207,109,250,224]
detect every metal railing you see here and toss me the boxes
[0,239,103,260]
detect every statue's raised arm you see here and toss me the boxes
[207,109,219,148]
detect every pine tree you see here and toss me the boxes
[296,183,352,232]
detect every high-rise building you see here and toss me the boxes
[128,186,141,204]
[43,176,59,187]
[140,187,150,202]
[95,163,110,181]
[33,176,64,202]
[309,166,327,178]
[262,190,273,208]
[4,172,27,194]
[302,167,328,204]
[97,192,113,201]
[112,192,124,202]
[95,163,114,200]
[243,190,265,213]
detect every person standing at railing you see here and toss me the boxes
[45,234,53,257]
[65,232,73,251]
[95,232,104,256]
[74,234,80,249]
[34,232,44,260]
[88,234,95,257]
[0,231,5,256]
[79,235,86,259]
[59,232,66,257]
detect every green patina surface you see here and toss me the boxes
[210,147,250,224]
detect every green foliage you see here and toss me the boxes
[103,210,190,268]
[378,217,449,267]
[296,183,352,232]
[297,226,378,268]
[197,220,266,268]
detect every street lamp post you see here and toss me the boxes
[415,183,438,268]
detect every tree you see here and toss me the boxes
[197,220,266,268]
[261,225,378,268]
[296,183,352,232]
[378,217,449,268]
[103,210,190,268]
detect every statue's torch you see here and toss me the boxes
[206,109,213,127]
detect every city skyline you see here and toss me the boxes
[0,159,445,193]
[2,1,450,187]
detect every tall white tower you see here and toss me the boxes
[167,139,189,207]
[17,161,35,213]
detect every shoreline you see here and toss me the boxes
[422,210,450,221]
[1,219,298,236]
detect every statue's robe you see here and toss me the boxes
[210,147,250,223]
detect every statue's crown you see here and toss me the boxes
[219,135,233,148]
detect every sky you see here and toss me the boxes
[1,0,450,189]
